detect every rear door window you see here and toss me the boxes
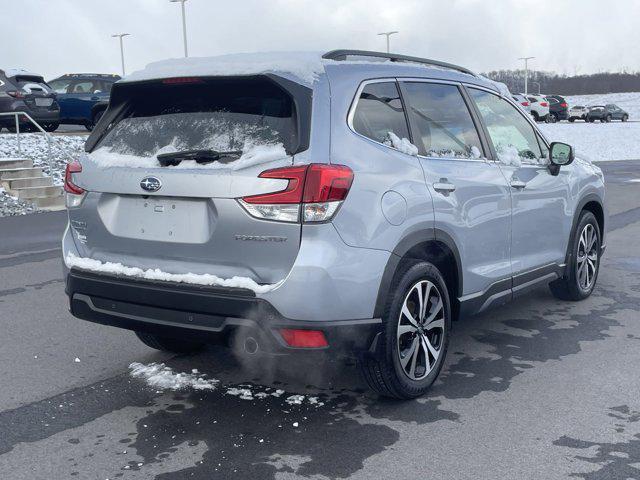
[351,81,411,146]
[400,82,483,158]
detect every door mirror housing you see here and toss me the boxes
[549,142,574,167]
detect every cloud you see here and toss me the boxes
[1,0,638,79]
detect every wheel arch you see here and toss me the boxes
[564,193,605,270]
[374,229,463,320]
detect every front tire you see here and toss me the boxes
[360,261,451,399]
[135,331,205,354]
[622,114,628,122]
[549,211,601,301]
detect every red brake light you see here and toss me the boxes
[540,102,548,107]
[64,160,84,195]
[303,164,354,203]
[560,102,568,108]
[279,329,328,348]
[161,77,204,85]
[242,164,354,205]
[522,101,529,107]
[7,90,26,98]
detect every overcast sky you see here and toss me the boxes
[3,0,639,80]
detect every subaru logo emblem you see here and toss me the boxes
[140,176,162,192]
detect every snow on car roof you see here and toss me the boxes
[121,51,328,86]
[121,51,499,91]
[3,68,43,79]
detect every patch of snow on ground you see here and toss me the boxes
[129,363,325,407]
[88,141,288,171]
[0,133,87,184]
[565,92,640,119]
[129,363,219,391]
[539,121,640,162]
[65,253,281,294]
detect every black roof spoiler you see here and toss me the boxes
[322,49,476,77]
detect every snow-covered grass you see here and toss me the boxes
[539,121,640,162]
[0,133,87,185]
[64,253,281,294]
[129,362,325,407]
[565,92,640,118]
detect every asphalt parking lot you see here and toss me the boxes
[0,161,639,479]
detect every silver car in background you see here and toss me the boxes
[62,50,607,399]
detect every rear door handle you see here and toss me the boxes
[510,180,527,190]
[433,179,456,194]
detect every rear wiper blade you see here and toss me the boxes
[157,149,243,167]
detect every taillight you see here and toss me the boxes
[279,329,328,348]
[6,90,26,99]
[560,102,568,108]
[240,164,354,223]
[64,160,85,207]
[521,101,530,107]
[540,102,548,107]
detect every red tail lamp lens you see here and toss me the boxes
[279,329,328,348]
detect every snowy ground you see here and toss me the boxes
[0,133,87,185]
[565,91,640,118]
[539,121,640,162]
[539,91,640,162]
[0,133,87,216]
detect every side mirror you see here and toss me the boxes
[549,142,574,166]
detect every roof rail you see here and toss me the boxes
[322,49,475,77]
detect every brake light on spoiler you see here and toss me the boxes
[240,164,354,223]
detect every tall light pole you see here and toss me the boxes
[377,31,399,53]
[170,0,189,57]
[112,33,130,76]
[518,56,535,95]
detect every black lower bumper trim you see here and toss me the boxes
[67,269,381,353]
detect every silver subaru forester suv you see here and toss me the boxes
[62,50,606,399]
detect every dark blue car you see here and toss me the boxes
[48,73,120,131]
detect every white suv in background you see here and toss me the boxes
[525,94,550,122]
[512,94,531,113]
[569,105,589,122]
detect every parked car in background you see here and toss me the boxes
[62,50,606,399]
[546,95,569,122]
[568,105,590,122]
[512,94,531,113]
[0,68,60,132]
[48,73,120,131]
[526,94,550,122]
[586,104,629,123]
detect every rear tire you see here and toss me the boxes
[605,115,612,123]
[360,261,451,399]
[43,123,59,132]
[568,118,575,123]
[622,114,628,122]
[135,331,205,354]
[549,211,601,301]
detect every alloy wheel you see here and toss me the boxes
[396,280,445,381]
[576,224,598,291]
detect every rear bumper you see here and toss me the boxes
[65,269,382,354]
[0,101,60,125]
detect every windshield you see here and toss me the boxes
[95,77,299,158]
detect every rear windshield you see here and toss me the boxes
[95,77,300,157]
[12,76,51,94]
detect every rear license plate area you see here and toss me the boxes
[35,98,53,107]
[99,195,212,243]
